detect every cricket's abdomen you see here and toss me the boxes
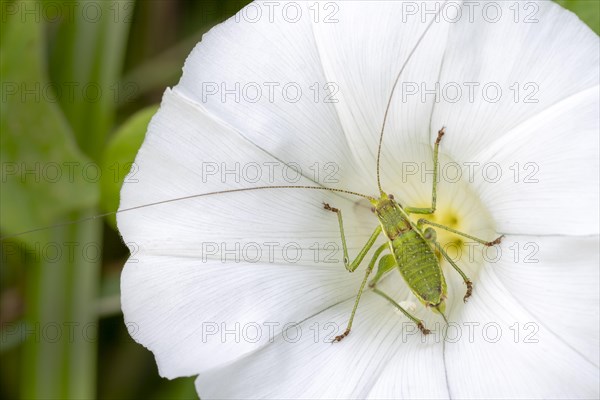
[391,230,446,308]
[374,196,446,312]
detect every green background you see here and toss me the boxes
[0,0,597,399]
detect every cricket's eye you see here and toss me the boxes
[424,227,437,241]
[388,194,394,200]
[370,207,376,213]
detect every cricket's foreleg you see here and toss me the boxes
[372,287,431,335]
[432,240,473,302]
[323,203,382,272]
[404,127,445,215]
[333,243,388,343]
[417,219,504,247]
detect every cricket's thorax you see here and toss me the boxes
[374,198,411,240]
[374,196,447,312]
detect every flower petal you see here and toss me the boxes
[444,238,600,399]
[195,292,448,399]
[491,235,600,367]
[121,255,357,378]
[469,86,599,235]
[174,1,371,190]
[119,90,379,376]
[118,90,375,259]
[311,0,453,193]
[365,330,449,400]
[420,1,600,236]
[431,0,599,161]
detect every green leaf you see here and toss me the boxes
[49,0,134,160]
[101,105,159,229]
[555,0,600,34]
[0,0,99,245]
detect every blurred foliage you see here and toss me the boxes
[556,0,600,34]
[0,3,98,245]
[0,0,596,399]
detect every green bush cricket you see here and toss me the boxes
[322,124,503,342]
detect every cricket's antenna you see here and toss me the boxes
[376,0,447,193]
[0,185,375,241]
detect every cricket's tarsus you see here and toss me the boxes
[417,322,431,335]
[323,202,339,213]
[332,329,351,343]
[464,280,473,302]
[436,126,446,144]
[486,234,505,247]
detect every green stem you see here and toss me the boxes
[21,1,132,398]
[50,0,133,159]
[22,216,100,399]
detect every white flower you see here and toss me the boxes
[118,1,599,399]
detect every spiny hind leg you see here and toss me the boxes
[427,235,473,302]
[418,220,503,301]
[372,287,431,335]
[323,203,382,272]
[404,127,445,215]
[333,243,388,343]
[418,218,504,247]
[369,254,430,335]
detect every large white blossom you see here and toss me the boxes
[118,1,599,398]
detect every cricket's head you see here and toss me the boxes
[369,192,401,212]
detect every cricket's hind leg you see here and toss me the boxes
[435,240,473,302]
[369,254,431,335]
[418,220,503,302]
[332,243,387,343]
[420,225,473,302]
[372,287,431,335]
